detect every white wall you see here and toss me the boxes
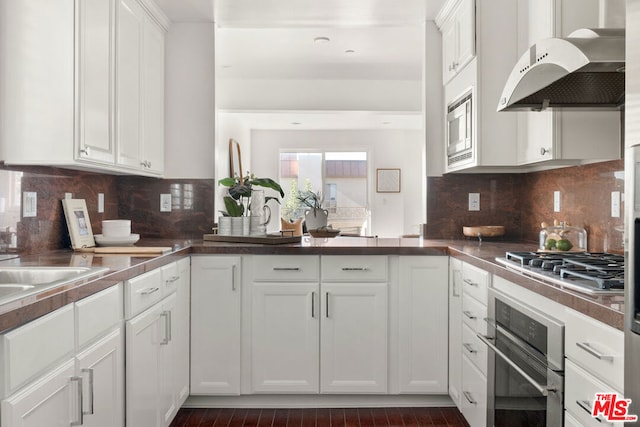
[217,79,423,111]
[250,129,425,237]
[164,23,215,178]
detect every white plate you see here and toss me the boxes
[94,233,140,247]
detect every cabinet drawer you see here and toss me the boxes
[462,292,487,335]
[565,359,620,427]
[565,309,624,391]
[461,262,489,305]
[0,304,75,396]
[461,355,487,427]
[321,256,387,282]
[252,256,319,281]
[462,323,487,376]
[161,261,179,296]
[125,268,163,318]
[76,283,123,348]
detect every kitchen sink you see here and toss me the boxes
[0,266,109,304]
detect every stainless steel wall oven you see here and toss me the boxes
[479,288,564,426]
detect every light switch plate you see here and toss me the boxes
[553,191,561,212]
[98,193,104,213]
[160,194,172,212]
[64,193,73,199]
[468,193,480,211]
[611,191,621,218]
[23,192,37,217]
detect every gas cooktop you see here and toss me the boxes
[496,251,625,295]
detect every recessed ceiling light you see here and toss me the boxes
[314,36,330,44]
[382,121,391,125]
[345,49,355,54]
[221,64,232,69]
[291,122,301,125]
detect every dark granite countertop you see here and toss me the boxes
[0,236,624,333]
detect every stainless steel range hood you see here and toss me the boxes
[497,28,625,112]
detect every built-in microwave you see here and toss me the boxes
[447,90,473,166]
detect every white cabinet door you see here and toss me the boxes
[76,0,116,165]
[158,293,177,426]
[397,256,448,393]
[320,283,388,393]
[441,20,458,84]
[76,328,125,427]
[125,302,162,427]
[172,258,190,407]
[455,0,475,72]
[1,360,77,427]
[116,0,144,171]
[448,257,463,407]
[141,16,165,175]
[251,282,319,393]
[191,256,241,395]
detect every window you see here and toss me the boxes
[279,151,369,235]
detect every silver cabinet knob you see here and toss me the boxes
[80,147,91,156]
[540,147,551,155]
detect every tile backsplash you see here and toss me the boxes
[0,164,215,255]
[425,159,625,252]
[0,159,625,255]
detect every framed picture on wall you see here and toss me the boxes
[62,199,96,249]
[376,168,401,193]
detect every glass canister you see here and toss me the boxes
[539,222,587,251]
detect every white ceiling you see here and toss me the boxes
[155,0,444,129]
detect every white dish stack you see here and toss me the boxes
[95,220,140,246]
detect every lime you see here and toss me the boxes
[556,239,573,251]
[544,238,557,250]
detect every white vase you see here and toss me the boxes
[304,208,329,231]
[218,216,232,235]
[230,217,244,235]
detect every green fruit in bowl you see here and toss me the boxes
[544,238,557,250]
[556,239,573,251]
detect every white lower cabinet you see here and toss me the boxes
[460,356,488,427]
[448,257,463,406]
[320,282,388,393]
[396,256,448,394]
[190,256,242,395]
[125,260,189,427]
[1,285,125,427]
[251,282,319,393]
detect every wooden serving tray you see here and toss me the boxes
[203,234,301,244]
[77,246,172,254]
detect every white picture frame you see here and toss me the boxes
[376,168,401,193]
[62,199,96,249]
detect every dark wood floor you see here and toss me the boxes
[169,407,470,427]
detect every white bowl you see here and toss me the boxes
[94,233,140,247]
[102,220,131,238]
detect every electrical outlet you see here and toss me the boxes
[611,191,621,218]
[160,194,172,212]
[64,192,73,199]
[553,191,561,212]
[98,193,104,213]
[22,192,37,217]
[468,193,480,211]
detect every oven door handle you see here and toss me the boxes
[477,333,556,397]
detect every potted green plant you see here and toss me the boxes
[297,188,328,231]
[218,172,284,235]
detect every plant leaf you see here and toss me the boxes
[223,196,244,217]
[251,178,284,197]
[218,177,237,187]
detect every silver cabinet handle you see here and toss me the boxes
[273,267,300,271]
[463,310,476,320]
[576,342,614,361]
[80,147,91,156]
[326,292,329,318]
[166,275,179,284]
[540,147,551,155]
[231,265,236,291]
[138,287,160,295]
[160,310,172,345]
[341,267,369,271]
[463,278,478,287]
[463,343,477,354]
[70,376,84,426]
[576,400,602,422]
[477,334,556,396]
[451,269,461,297]
[311,292,316,318]
[463,391,477,405]
[81,368,95,415]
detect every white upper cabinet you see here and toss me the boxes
[0,0,168,176]
[438,0,475,85]
[515,0,622,166]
